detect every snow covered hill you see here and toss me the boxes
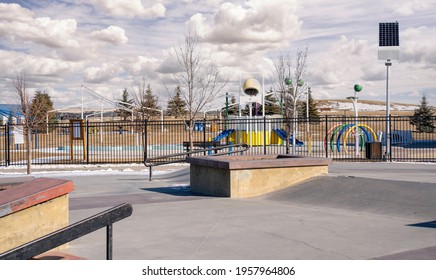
[317,100,418,114]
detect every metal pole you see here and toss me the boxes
[306,87,309,133]
[225,92,229,130]
[100,99,103,144]
[106,224,113,260]
[385,60,392,160]
[161,111,164,133]
[292,85,296,155]
[263,116,267,155]
[325,115,329,159]
[354,94,359,156]
[249,103,252,147]
[262,74,265,117]
[81,85,84,120]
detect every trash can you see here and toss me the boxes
[365,142,382,160]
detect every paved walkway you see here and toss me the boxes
[4,162,436,259]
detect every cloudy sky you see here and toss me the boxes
[0,0,435,111]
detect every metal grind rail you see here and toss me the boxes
[0,203,133,260]
[144,143,250,181]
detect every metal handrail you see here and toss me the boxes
[144,143,250,181]
[0,203,133,260]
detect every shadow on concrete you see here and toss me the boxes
[141,186,213,198]
[407,220,436,229]
[152,168,190,181]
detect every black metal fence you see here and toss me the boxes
[1,116,435,166]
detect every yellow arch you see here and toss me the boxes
[343,124,378,153]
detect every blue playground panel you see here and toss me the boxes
[272,129,304,146]
[213,129,235,141]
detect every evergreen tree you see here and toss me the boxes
[227,95,239,116]
[142,84,160,116]
[116,89,133,120]
[264,93,280,115]
[30,90,55,133]
[166,86,187,118]
[410,94,435,133]
[134,83,161,119]
[297,89,320,122]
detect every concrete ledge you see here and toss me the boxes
[0,177,74,253]
[187,155,330,198]
[32,251,86,260]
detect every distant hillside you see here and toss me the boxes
[316,99,418,115]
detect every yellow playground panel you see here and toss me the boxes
[229,130,284,146]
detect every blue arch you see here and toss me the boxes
[336,125,372,152]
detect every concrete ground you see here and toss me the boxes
[7,161,436,260]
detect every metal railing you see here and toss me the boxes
[144,143,250,180]
[0,203,133,260]
[1,116,435,166]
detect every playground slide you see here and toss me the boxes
[213,129,235,142]
[273,129,304,146]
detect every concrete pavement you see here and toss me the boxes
[5,161,435,260]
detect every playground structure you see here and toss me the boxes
[212,76,304,147]
[325,123,379,153]
[211,118,303,147]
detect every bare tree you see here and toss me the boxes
[273,47,309,154]
[174,30,227,151]
[12,74,47,174]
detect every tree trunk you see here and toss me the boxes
[285,121,291,154]
[188,119,194,153]
[26,127,32,174]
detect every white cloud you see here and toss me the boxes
[89,0,166,18]
[389,0,436,16]
[91,25,128,44]
[125,55,162,79]
[194,0,301,46]
[0,4,80,48]
[311,36,375,90]
[83,63,124,83]
[0,50,81,81]
[1,0,436,107]
[0,3,33,21]
[401,26,436,66]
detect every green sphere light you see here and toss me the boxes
[284,78,292,86]
[354,84,362,92]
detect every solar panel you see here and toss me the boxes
[378,22,399,60]
[379,22,399,47]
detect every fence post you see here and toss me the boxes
[388,114,392,162]
[143,119,148,163]
[263,117,267,155]
[34,129,38,149]
[7,124,10,166]
[203,118,207,156]
[86,120,90,164]
[325,115,329,159]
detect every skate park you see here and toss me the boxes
[1,161,432,260]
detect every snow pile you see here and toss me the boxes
[0,163,189,177]
[319,101,418,112]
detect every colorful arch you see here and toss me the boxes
[325,123,378,153]
[342,124,377,153]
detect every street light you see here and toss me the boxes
[379,22,400,161]
[346,84,362,156]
